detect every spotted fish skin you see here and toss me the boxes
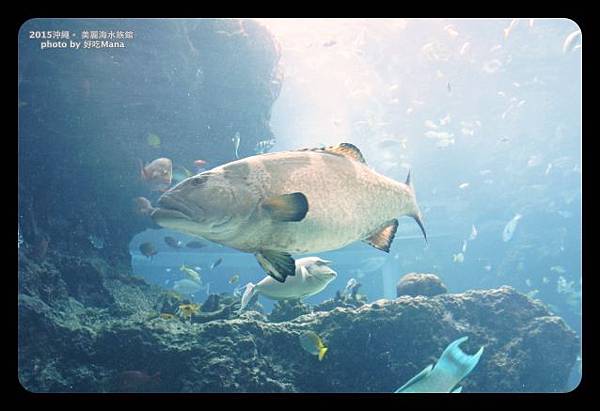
[210,149,421,253]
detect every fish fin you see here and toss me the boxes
[394,364,434,393]
[363,219,398,252]
[261,193,309,222]
[239,282,256,312]
[451,386,463,393]
[318,346,328,361]
[255,251,296,283]
[405,169,412,187]
[298,143,367,164]
[405,170,427,244]
[434,337,484,386]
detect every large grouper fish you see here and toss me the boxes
[151,143,426,282]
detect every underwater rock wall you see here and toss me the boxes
[18,262,579,393]
[18,18,281,264]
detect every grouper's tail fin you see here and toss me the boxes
[239,282,256,312]
[435,336,484,387]
[405,170,427,244]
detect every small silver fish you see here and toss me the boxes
[469,225,478,241]
[232,132,241,159]
[343,278,359,296]
[502,214,522,242]
[563,30,582,54]
[210,257,223,270]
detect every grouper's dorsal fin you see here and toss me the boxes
[363,219,398,252]
[297,143,367,164]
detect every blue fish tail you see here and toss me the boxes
[436,336,484,383]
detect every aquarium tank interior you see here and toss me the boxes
[18,18,582,393]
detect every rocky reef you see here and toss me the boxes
[19,251,579,393]
[18,18,281,265]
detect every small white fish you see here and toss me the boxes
[459,183,470,190]
[459,42,471,55]
[502,214,522,242]
[461,240,468,253]
[239,257,337,311]
[527,155,542,168]
[469,225,478,241]
[503,19,519,39]
[166,268,172,272]
[425,120,439,130]
[542,277,549,284]
[444,24,459,38]
[551,265,566,274]
[517,99,526,107]
[452,253,464,263]
[232,131,241,159]
[206,282,210,296]
[484,264,492,272]
[525,279,532,287]
[563,30,582,54]
[343,278,359,296]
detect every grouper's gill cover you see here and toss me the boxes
[151,143,426,282]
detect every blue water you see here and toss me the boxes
[20,18,582,391]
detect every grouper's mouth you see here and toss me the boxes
[150,207,191,223]
[151,194,196,223]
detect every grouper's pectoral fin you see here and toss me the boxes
[363,219,398,252]
[261,193,309,222]
[255,251,296,283]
